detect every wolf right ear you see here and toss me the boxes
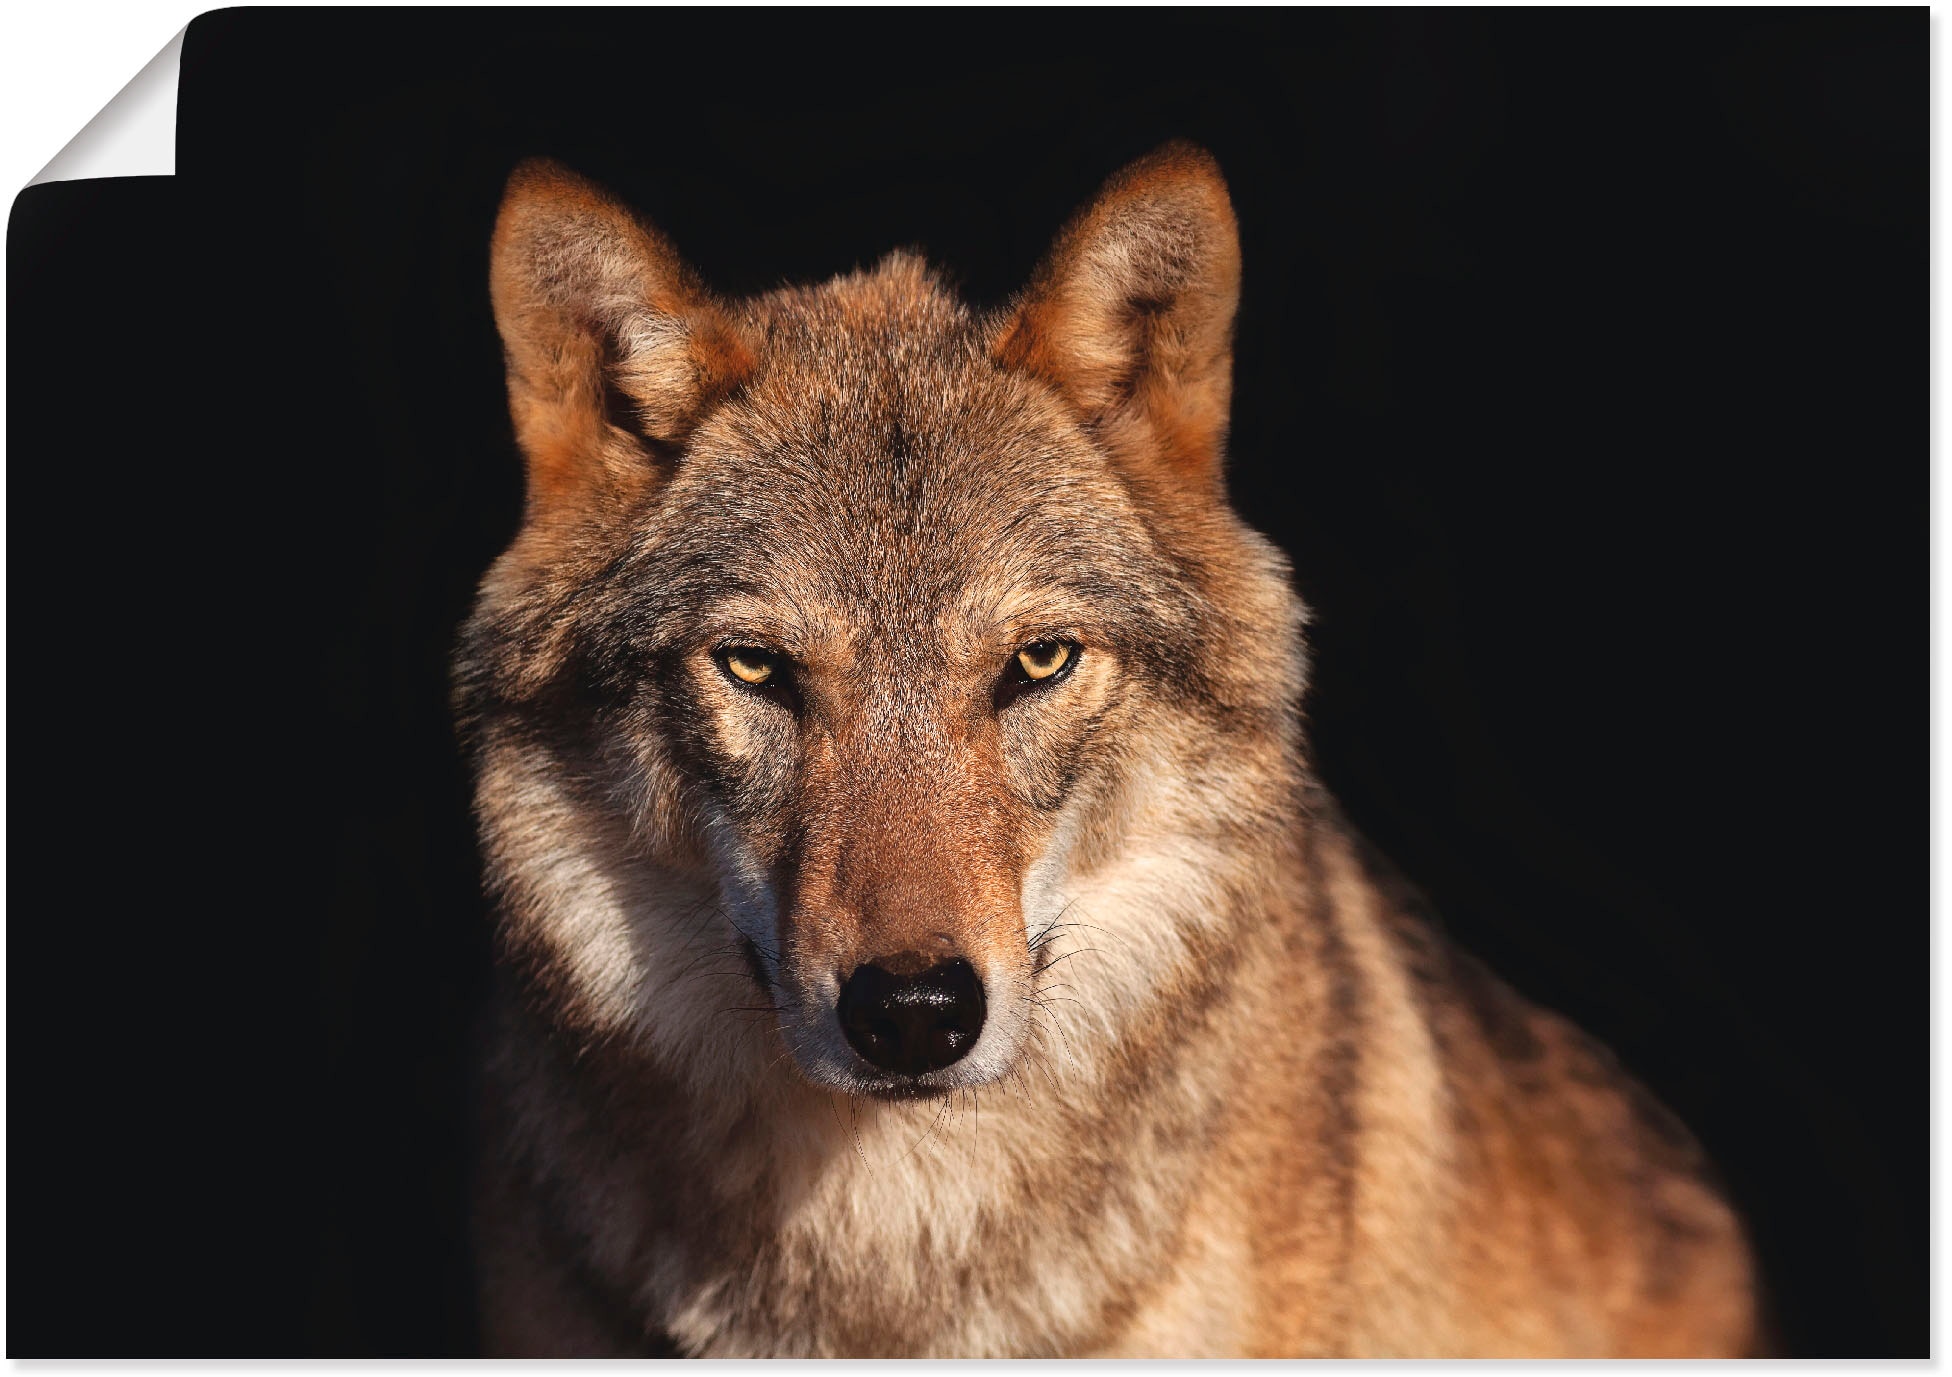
[992,143,1241,496]
[490,159,754,529]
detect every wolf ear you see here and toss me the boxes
[992,142,1241,493]
[490,159,754,527]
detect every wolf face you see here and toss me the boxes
[456,147,1309,1103]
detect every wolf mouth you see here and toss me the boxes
[846,1076,967,1103]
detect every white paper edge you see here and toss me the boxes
[27,25,182,185]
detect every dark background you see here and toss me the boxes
[7,9,1922,1357]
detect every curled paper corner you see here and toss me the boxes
[29,28,185,186]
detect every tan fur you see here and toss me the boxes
[454,144,1760,1357]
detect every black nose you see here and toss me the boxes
[837,955,987,1076]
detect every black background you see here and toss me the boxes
[7,9,1922,1357]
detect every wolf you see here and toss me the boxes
[452,143,1760,1357]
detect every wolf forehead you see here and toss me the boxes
[625,256,1186,640]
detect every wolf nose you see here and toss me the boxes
[836,955,986,1076]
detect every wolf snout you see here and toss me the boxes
[836,953,987,1076]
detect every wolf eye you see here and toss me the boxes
[1017,642,1070,681]
[996,638,1081,709]
[716,646,800,710]
[723,648,777,685]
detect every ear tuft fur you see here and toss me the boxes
[992,142,1242,491]
[490,159,754,530]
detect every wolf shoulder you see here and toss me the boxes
[1325,831,1762,1357]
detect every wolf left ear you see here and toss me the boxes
[490,159,755,531]
[992,142,1242,493]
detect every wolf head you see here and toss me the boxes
[457,144,1309,1103]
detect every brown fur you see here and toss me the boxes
[453,143,1759,1356]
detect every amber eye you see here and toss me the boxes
[1016,641,1071,681]
[724,648,775,685]
[997,638,1081,709]
[714,644,802,711]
